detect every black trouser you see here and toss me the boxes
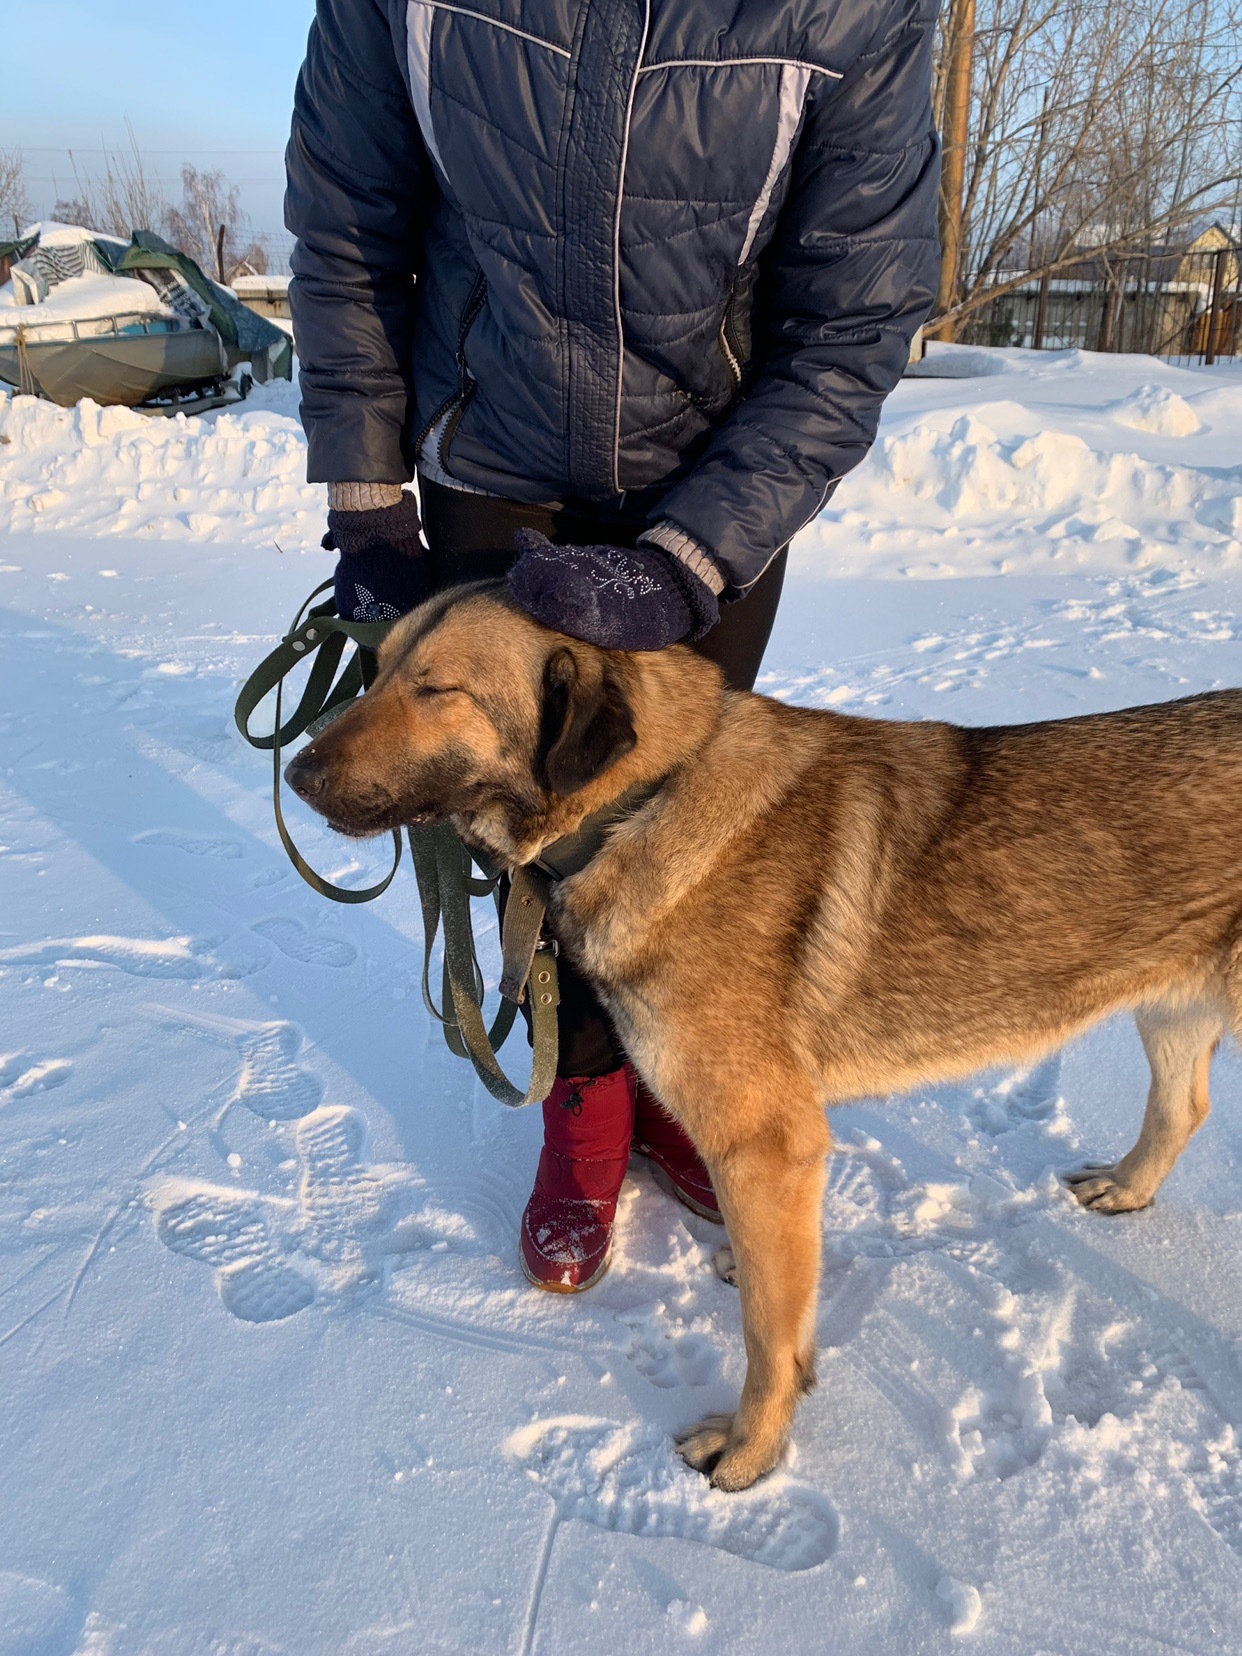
[419,476,788,1077]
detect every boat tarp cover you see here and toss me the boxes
[116,231,292,380]
[0,234,39,263]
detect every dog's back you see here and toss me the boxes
[743,687,1242,1093]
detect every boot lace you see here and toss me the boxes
[561,1084,584,1117]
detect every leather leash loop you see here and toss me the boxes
[234,585,559,1105]
[235,582,401,904]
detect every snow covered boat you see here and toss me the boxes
[0,223,292,412]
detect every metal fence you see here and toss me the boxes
[959,247,1242,365]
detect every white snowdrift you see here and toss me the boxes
[3,350,1240,588]
[0,270,171,322]
[0,380,323,546]
[798,350,1242,580]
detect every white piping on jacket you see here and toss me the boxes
[403,6,837,496]
[406,0,571,57]
[612,0,652,495]
[738,471,841,595]
[737,62,813,266]
[638,55,842,81]
[405,2,448,176]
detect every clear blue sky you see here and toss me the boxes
[2,1,318,257]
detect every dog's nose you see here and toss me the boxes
[284,750,325,800]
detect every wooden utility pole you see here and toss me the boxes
[932,0,976,341]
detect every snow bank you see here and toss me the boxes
[798,352,1242,580]
[827,403,1242,574]
[0,382,323,548]
[3,351,1240,589]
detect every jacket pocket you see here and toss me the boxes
[416,270,488,476]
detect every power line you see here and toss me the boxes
[13,146,287,155]
[26,176,283,186]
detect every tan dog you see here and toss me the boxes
[285,584,1242,1492]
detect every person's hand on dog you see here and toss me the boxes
[507,529,720,650]
[322,489,429,622]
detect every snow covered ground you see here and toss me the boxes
[1,348,1241,1653]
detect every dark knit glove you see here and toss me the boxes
[322,492,429,622]
[507,530,719,650]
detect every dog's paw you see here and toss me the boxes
[675,1413,780,1491]
[675,1412,735,1476]
[1064,1163,1153,1213]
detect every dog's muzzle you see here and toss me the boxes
[285,749,441,837]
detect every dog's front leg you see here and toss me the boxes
[677,1121,828,1491]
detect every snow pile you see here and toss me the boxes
[0,382,323,547]
[1107,382,1203,438]
[798,351,1242,579]
[3,349,1240,586]
[845,405,1240,572]
[0,270,171,323]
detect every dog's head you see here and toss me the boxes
[284,585,644,856]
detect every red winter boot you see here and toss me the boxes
[631,1075,723,1222]
[519,1068,635,1293]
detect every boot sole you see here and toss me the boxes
[519,1242,612,1294]
[637,1152,725,1225]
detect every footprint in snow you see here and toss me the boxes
[135,827,243,859]
[151,1105,419,1322]
[969,1052,1066,1137]
[154,1186,316,1323]
[231,1021,324,1121]
[1046,1317,1242,1558]
[151,1008,324,1122]
[506,1417,837,1571]
[619,1305,720,1390]
[823,1141,899,1235]
[251,916,356,969]
[0,1053,72,1102]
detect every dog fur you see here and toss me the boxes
[286,584,1242,1491]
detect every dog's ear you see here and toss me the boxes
[537,647,636,796]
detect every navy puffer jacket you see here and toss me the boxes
[286,0,939,590]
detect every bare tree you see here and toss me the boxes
[0,150,32,237]
[51,198,95,229]
[929,0,1242,337]
[64,125,167,237]
[164,165,268,283]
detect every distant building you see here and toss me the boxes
[231,274,291,322]
[967,222,1240,357]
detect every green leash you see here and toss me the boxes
[408,824,561,1109]
[233,579,400,903]
[234,583,559,1108]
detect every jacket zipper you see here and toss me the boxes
[413,270,489,468]
[720,292,743,395]
[437,270,488,471]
